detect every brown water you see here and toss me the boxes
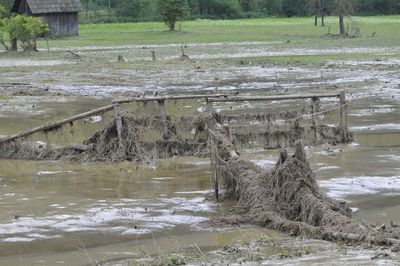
[0,93,400,265]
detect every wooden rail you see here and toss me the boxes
[207,91,348,144]
[0,91,348,145]
[0,93,236,143]
[207,93,341,103]
[0,104,116,144]
[113,93,234,104]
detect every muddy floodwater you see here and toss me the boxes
[0,86,399,265]
[0,36,400,264]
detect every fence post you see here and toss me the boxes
[339,91,348,142]
[114,104,123,149]
[158,99,169,139]
[339,91,347,129]
[211,135,219,201]
[151,51,156,61]
[206,98,216,131]
[311,97,321,143]
[206,98,218,200]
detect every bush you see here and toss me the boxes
[0,14,49,52]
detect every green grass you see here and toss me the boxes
[0,96,12,101]
[39,16,400,49]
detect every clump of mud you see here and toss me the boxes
[214,131,400,245]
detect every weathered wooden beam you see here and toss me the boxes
[0,104,115,144]
[339,91,348,142]
[67,50,80,58]
[311,97,322,143]
[209,135,219,201]
[114,104,123,149]
[339,91,347,129]
[112,94,231,104]
[158,100,169,139]
[208,93,341,103]
[206,99,216,131]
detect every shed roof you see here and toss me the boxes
[12,0,80,14]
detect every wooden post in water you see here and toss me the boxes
[206,102,219,201]
[311,97,321,143]
[213,138,219,201]
[206,98,216,131]
[114,104,123,149]
[339,91,347,129]
[339,91,348,142]
[158,100,169,139]
[207,125,219,201]
[151,51,156,61]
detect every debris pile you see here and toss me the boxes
[213,128,400,245]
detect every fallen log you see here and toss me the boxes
[210,127,400,245]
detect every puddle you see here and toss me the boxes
[0,59,72,67]
[319,175,400,200]
[351,123,400,132]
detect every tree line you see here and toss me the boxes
[0,0,398,23]
[77,0,398,23]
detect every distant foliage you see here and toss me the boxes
[0,5,5,17]
[79,0,399,23]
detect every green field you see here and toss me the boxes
[41,16,400,49]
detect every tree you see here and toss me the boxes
[157,0,189,31]
[309,0,326,26]
[335,0,353,35]
[0,13,48,52]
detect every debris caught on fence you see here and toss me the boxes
[208,123,400,246]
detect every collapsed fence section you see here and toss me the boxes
[207,91,352,151]
[0,91,352,163]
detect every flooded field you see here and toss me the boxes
[0,35,400,265]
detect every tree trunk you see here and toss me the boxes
[11,38,17,51]
[339,14,345,35]
[320,0,325,26]
[314,1,318,26]
[169,21,175,31]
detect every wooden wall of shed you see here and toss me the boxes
[41,12,79,37]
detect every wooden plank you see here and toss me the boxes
[213,139,219,201]
[0,104,115,143]
[158,100,169,139]
[206,99,216,131]
[339,91,347,129]
[112,93,231,104]
[114,104,123,149]
[208,93,341,103]
[311,97,322,143]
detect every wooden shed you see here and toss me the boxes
[11,0,80,37]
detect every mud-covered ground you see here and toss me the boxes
[0,35,400,265]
